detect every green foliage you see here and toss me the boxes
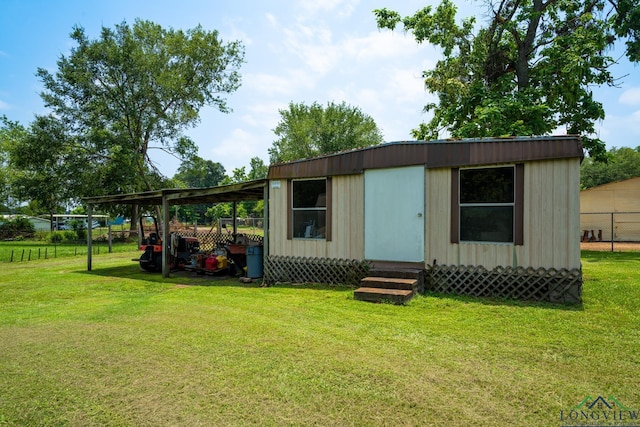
[12,217,35,234]
[65,220,86,240]
[580,146,640,189]
[0,117,13,207]
[173,156,226,188]
[46,230,80,243]
[200,157,268,222]
[205,202,247,222]
[247,157,268,180]
[49,231,64,243]
[0,116,28,209]
[0,217,36,236]
[71,206,86,215]
[172,156,227,222]
[375,0,640,160]
[7,115,80,213]
[34,19,245,199]
[269,101,383,163]
[34,230,49,241]
[63,230,79,241]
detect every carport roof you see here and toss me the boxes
[83,179,266,206]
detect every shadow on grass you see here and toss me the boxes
[581,250,640,263]
[422,291,584,311]
[82,264,261,287]
[83,262,593,310]
[83,264,356,293]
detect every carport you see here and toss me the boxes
[83,179,267,277]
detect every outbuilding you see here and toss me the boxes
[580,176,640,242]
[84,135,583,304]
[263,135,583,303]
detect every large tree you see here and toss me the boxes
[6,115,77,228]
[172,156,226,222]
[173,156,226,189]
[580,146,640,189]
[37,19,244,193]
[269,101,384,163]
[375,0,640,160]
[0,116,21,211]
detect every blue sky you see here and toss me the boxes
[1,0,639,178]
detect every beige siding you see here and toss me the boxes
[580,177,640,241]
[270,159,581,270]
[425,159,581,270]
[268,175,364,259]
[581,177,640,213]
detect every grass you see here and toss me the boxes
[0,241,138,263]
[0,250,639,426]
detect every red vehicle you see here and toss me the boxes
[137,216,199,272]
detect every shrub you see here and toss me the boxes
[0,217,36,238]
[76,229,87,241]
[50,232,64,243]
[34,231,49,241]
[13,217,35,233]
[63,230,78,241]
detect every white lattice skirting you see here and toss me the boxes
[426,264,582,304]
[264,256,371,287]
[263,256,582,304]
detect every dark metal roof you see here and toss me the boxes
[83,179,266,207]
[267,135,583,179]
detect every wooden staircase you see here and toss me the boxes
[354,267,424,304]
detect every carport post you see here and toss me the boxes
[232,201,238,235]
[87,204,93,271]
[162,194,171,278]
[263,183,269,257]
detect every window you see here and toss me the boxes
[450,165,523,244]
[291,179,327,239]
[460,167,514,243]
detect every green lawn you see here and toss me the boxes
[0,250,638,426]
[0,240,138,263]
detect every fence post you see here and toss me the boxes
[611,213,614,252]
[108,224,113,253]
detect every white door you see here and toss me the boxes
[364,166,425,262]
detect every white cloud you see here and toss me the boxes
[619,88,640,106]
[342,30,429,62]
[278,24,340,75]
[208,128,271,171]
[244,69,316,96]
[297,0,357,18]
[0,99,10,110]
[274,28,434,81]
[241,101,284,129]
[381,66,430,104]
[226,22,253,47]
[326,85,384,113]
[596,110,640,150]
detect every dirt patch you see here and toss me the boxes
[580,241,640,252]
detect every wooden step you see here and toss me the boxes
[354,287,414,304]
[368,268,425,293]
[360,276,417,291]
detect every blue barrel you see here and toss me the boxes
[246,245,263,278]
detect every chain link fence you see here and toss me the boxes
[580,212,640,251]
